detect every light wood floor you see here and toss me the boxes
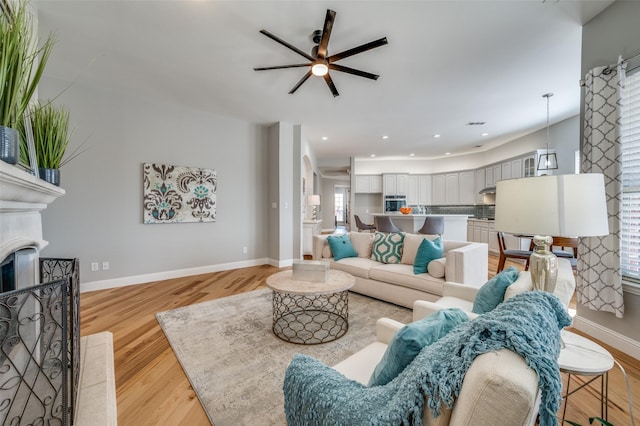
[80,257,639,425]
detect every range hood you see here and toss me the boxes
[479,187,496,195]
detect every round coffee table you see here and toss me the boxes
[265,269,355,345]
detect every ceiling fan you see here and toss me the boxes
[254,9,388,97]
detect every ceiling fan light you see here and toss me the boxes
[312,63,329,76]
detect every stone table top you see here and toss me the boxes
[559,330,614,375]
[266,270,355,295]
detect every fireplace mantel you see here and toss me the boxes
[0,161,65,260]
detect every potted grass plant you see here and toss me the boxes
[19,101,81,186]
[0,0,54,164]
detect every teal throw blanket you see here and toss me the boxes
[283,291,572,426]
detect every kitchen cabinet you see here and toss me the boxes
[303,220,322,255]
[418,175,432,205]
[523,149,555,177]
[485,166,494,188]
[432,174,445,204]
[407,175,418,205]
[458,171,475,204]
[510,158,522,179]
[476,168,485,203]
[383,174,408,196]
[355,175,382,193]
[445,173,459,204]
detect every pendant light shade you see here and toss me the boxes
[538,93,559,171]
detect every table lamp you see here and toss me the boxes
[307,195,321,221]
[494,174,609,294]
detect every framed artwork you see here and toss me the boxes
[143,163,217,224]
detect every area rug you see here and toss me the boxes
[156,288,412,425]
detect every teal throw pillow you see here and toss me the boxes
[368,308,468,387]
[371,232,405,264]
[327,234,358,261]
[471,266,520,314]
[413,237,444,274]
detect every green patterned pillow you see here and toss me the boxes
[371,232,405,264]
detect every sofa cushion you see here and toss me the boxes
[349,232,375,258]
[400,233,438,265]
[472,266,520,314]
[427,257,446,278]
[327,234,358,261]
[413,237,443,274]
[331,257,381,280]
[368,308,468,386]
[369,263,445,295]
[371,232,404,264]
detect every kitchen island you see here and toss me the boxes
[373,213,471,241]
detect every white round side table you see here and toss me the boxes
[559,330,615,423]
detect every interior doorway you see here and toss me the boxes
[334,185,350,227]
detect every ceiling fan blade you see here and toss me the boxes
[327,37,388,63]
[254,63,311,71]
[316,9,336,59]
[259,30,315,61]
[289,70,313,94]
[323,73,339,97]
[329,64,379,80]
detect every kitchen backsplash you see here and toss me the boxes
[420,204,496,219]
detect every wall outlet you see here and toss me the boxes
[91,262,99,272]
[102,261,110,271]
[242,246,248,254]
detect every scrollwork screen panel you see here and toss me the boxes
[143,163,217,224]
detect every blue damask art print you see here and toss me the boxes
[143,163,217,224]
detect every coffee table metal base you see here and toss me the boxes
[271,290,349,345]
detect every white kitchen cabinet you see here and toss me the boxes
[303,220,322,255]
[383,174,408,196]
[432,174,445,204]
[445,173,459,204]
[476,168,485,203]
[355,175,382,193]
[418,175,432,205]
[458,171,475,204]
[502,162,512,180]
[510,158,522,179]
[493,165,502,184]
[485,166,494,188]
[407,175,418,205]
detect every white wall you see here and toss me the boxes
[39,77,270,288]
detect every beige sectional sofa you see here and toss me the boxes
[312,232,489,308]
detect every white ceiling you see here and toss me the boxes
[35,0,614,163]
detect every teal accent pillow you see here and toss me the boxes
[367,308,468,387]
[413,237,443,274]
[327,234,358,261]
[371,232,405,264]
[471,266,520,314]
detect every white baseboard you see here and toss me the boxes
[572,315,640,360]
[80,258,272,293]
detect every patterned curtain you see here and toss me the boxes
[578,61,625,318]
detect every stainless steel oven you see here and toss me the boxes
[384,195,407,213]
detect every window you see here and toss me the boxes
[621,68,640,282]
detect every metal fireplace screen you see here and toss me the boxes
[0,258,79,425]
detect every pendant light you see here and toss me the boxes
[538,93,558,171]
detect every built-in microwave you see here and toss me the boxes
[384,195,407,213]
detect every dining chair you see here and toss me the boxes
[374,216,402,233]
[354,215,376,233]
[550,236,578,271]
[497,231,533,272]
[417,216,444,236]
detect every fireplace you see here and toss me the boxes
[0,161,77,423]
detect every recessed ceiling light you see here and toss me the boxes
[409,153,415,157]
[445,152,451,156]
[381,135,389,139]
[481,132,489,137]
[433,134,441,138]
[370,154,376,157]
[321,136,328,140]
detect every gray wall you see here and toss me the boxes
[578,0,640,342]
[39,77,269,287]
